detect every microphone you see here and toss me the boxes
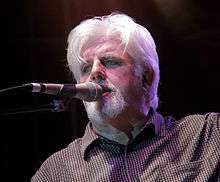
[22,82,103,102]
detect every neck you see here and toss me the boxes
[91,114,148,145]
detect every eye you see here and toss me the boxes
[102,57,124,68]
[81,64,92,74]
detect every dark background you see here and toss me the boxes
[1,0,220,181]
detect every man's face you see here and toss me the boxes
[78,38,148,126]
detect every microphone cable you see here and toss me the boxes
[0,99,69,116]
[0,85,27,93]
[0,104,52,116]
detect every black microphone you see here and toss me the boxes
[22,82,103,102]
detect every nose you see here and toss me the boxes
[89,58,106,83]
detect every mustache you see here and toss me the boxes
[95,82,117,93]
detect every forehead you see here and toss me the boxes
[81,37,125,60]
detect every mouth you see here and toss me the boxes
[100,85,114,96]
[102,86,112,92]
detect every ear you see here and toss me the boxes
[142,67,154,89]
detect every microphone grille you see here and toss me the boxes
[75,82,103,102]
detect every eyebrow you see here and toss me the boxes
[80,60,92,68]
[82,45,122,59]
[99,54,124,62]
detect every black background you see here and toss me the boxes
[1,0,220,181]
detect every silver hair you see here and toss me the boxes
[67,12,160,110]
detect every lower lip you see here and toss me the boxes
[102,91,111,97]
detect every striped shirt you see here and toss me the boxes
[31,112,220,181]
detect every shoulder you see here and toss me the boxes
[178,112,219,130]
[31,138,83,181]
[162,112,220,142]
[173,112,220,144]
[44,137,83,167]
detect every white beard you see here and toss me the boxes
[83,86,127,125]
[83,83,149,145]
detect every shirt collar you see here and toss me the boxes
[81,122,100,160]
[81,109,165,160]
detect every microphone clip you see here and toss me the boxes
[50,99,69,112]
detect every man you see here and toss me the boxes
[31,13,219,181]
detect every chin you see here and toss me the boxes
[84,89,127,122]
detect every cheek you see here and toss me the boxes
[79,74,89,83]
[108,69,129,84]
[108,68,141,89]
